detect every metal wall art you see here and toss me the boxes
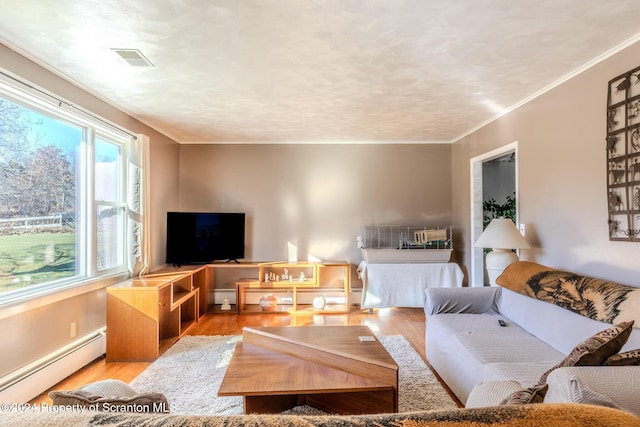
[607,64,640,241]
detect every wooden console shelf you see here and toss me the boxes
[237,261,350,314]
[106,266,206,361]
[206,262,262,313]
[106,261,351,361]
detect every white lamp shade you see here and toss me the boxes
[474,218,530,250]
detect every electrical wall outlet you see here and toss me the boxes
[70,322,77,339]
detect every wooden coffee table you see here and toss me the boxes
[218,325,398,414]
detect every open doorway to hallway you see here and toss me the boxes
[470,142,518,287]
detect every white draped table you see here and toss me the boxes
[358,261,464,308]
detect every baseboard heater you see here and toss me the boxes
[0,327,106,403]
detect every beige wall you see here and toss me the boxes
[452,41,640,286]
[148,138,181,269]
[177,144,453,279]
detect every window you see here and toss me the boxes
[95,137,126,272]
[0,81,131,302]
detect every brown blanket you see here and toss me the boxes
[2,403,639,427]
[496,261,640,326]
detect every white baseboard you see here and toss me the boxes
[212,290,235,304]
[213,289,362,305]
[0,328,106,403]
[351,289,361,305]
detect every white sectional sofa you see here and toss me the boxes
[424,262,640,416]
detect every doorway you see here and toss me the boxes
[470,142,518,287]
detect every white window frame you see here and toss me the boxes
[94,133,129,276]
[0,75,132,307]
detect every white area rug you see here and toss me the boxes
[129,335,456,415]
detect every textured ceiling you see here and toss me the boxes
[1,1,640,143]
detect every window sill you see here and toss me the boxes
[0,272,129,320]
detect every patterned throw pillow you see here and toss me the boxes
[537,321,634,384]
[500,384,549,405]
[603,349,640,366]
[49,379,170,413]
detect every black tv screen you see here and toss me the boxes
[166,212,245,264]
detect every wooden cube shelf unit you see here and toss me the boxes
[106,267,205,361]
[237,261,350,314]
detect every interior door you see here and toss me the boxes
[470,142,518,287]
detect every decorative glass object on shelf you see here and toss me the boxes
[259,294,278,311]
[358,225,453,263]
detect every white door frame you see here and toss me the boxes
[469,141,519,287]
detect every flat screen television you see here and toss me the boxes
[166,212,245,265]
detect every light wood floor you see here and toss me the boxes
[30,307,461,407]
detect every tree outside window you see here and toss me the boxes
[0,94,128,297]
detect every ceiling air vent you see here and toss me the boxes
[111,49,154,67]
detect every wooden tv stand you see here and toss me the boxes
[106,261,351,361]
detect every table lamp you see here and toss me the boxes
[474,217,530,285]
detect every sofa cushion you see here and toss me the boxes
[567,376,622,409]
[465,380,523,408]
[537,321,634,384]
[498,287,640,356]
[544,366,640,416]
[49,379,170,413]
[500,384,548,405]
[603,349,640,366]
[78,379,138,398]
[425,287,500,316]
[426,312,563,403]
